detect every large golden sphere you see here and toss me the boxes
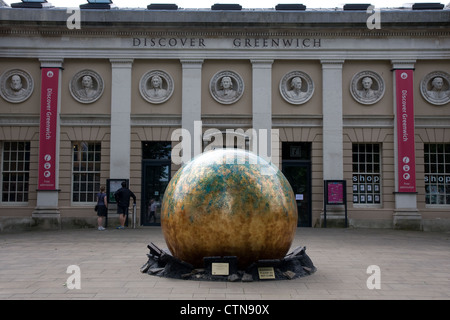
[161,149,298,268]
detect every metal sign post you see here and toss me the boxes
[133,203,137,229]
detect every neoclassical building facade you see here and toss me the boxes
[0,3,449,231]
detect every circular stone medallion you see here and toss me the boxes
[279,71,314,105]
[350,70,385,105]
[69,69,104,104]
[0,69,34,104]
[139,70,174,104]
[420,71,450,106]
[209,70,244,105]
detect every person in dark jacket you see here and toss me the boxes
[96,185,108,231]
[114,181,136,229]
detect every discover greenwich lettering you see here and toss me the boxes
[45,88,53,141]
[131,37,322,48]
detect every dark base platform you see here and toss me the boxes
[141,243,317,282]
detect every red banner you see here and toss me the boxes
[395,69,416,193]
[38,68,59,190]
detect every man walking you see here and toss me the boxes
[114,181,136,229]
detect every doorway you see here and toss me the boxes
[282,142,312,227]
[141,142,171,226]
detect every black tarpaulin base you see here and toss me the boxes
[140,243,317,282]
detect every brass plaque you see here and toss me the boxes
[212,263,229,275]
[258,267,275,279]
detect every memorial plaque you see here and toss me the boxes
[258,267,275,279]
[211,263,229,275]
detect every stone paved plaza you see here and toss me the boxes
[0,227,448,300]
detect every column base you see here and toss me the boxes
[393,209,422,231]
[393,192,421,230]
[32,208,61,230]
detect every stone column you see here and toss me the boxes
[251,59,275,164]
[109,59,133,179]
[391,59,421,230]
[321,59,345,227]
[181,59,203,160]
[32,58,64,228]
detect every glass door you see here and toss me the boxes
[141,161,170,226]
[141,141,171,226]
[282,162,312,227]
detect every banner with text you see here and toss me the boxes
[38,68,59,190]
[395,69,416,193]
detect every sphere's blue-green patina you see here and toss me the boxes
[161,148,298,268]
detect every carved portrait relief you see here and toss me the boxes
[279,71,314,105]
[210,70,244,105]
[350,70,385,105]
[69,69,104,104]
[0,69,34,103]
[420,71,450,106]
[140,70,174,104]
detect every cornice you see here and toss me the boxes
[60,115,111,127]
[1,28,450,38]
[0,114,39,126]
[131,115,181,127]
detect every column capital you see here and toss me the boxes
[180,59,204,68]
[320,59,345,69]
[391,59,416,70]
[39,58,64,69]
[110,58,134,68]
[251,59,274,67]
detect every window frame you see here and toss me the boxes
[424,143,450,207]
[351,143,382,207]
[71,141,101,205]
[1,141,31,205]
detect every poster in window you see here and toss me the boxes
[374,195,380,203]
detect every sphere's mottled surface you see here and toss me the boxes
[161,149,298,268]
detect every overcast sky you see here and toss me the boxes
[2,0,448,9]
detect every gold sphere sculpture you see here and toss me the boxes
[161,148,298,268]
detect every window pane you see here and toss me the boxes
[142,141,173,160]
[352,143,381,205]
[424,143,450,205]
[72,142,101,203]
[1,141,31,203]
